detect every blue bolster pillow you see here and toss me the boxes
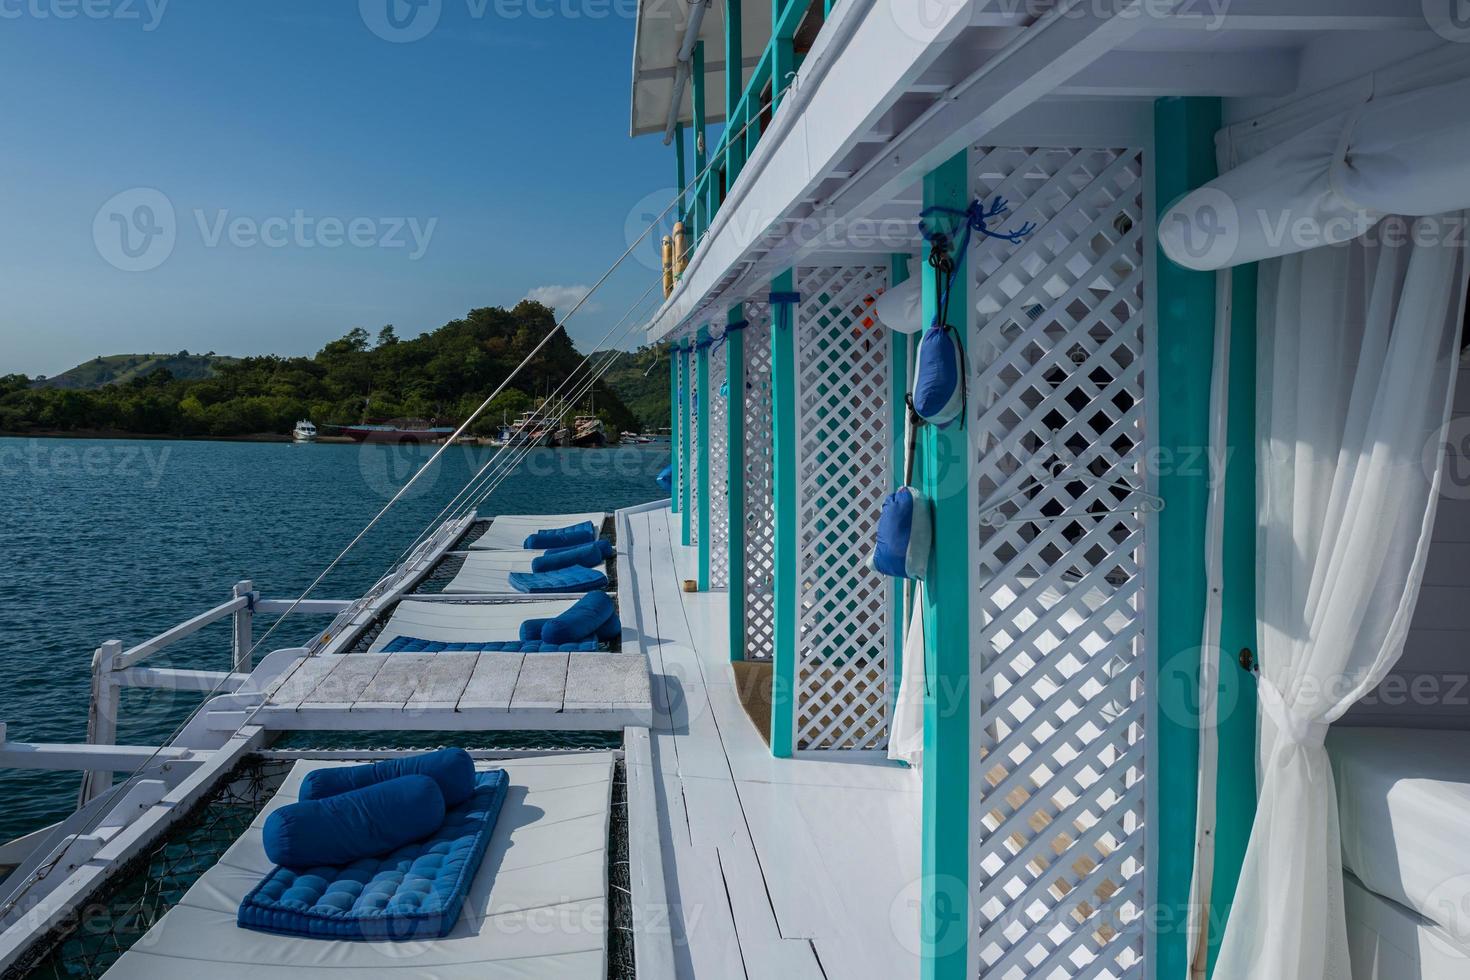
[912,324,965,426]
[543,590,617,644]
[264,774,444,869]
[656,463,673,491]
[532,539,612,573]
[870,486,931,579]
[299,747,477,807]
[523,520,597,550]
[595,614,622,642]
[519,618,548,641]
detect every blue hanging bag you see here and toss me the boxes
[870,486,931,579]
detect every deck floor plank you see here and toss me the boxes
[300,655,390,708]
[354,653,430,710]
[510,653,569,711]
[456,653,524,712]
[406,653,478,709]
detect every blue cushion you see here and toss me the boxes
[522,520,597,550]
[518,618,547,641]
[531,539,613,573]
[543,591,616,645]
[380,635,599,653]
[300,748,476,808]
[656,463,673,491]
[507,566,608,594]
[264,775,445,870]
[240,770,509,941]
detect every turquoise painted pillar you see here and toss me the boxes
[919,151,972,980]
[1153,96,1219,980]
[1205,263,1260,976]
[675,122,687,226]
[769,271,798,758]
[670,343,681,514]
[726,305,747,662]
[696,326,712,590]
[888,252,913,714]
[772,0,795,110]
[724,0,743,191]
[681,343,693,544]
[691,41,708,240]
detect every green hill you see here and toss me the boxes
[35,353,237,390]
[0,304,642,438]
[594,344,671,432]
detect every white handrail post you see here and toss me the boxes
[77,640,122,808]
[232,580,254,672]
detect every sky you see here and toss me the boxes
[0,0,682,378]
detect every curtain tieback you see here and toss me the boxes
[1256,677,1329,749]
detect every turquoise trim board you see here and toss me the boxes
[919,151,971,980]
[770,270,797,758]
[696,325,712,590]
[723,0,743,190]
[670,348,681,514]
[681,345,693,545]
[690,40,707,238]
[726,305,747,662]
[1207,262,1260,977]
[1153,96,1218,980]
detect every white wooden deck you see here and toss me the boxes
[623,504,922,980]
[250,651,652,730]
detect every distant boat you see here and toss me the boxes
[570,415,606,448]
[292,420,317,443]
[498,411,555,448]
[621,430,653,444]
[340,419,458,444]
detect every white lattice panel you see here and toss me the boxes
[740,301,776,660]
[793,265,892,751]
[968,146,1147,980]
[690,345,701,548]
[708,340,731,589]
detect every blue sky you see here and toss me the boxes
[0,0,680,377]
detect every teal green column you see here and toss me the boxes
[1206,264,1260,976]
[888,252,912,715]
[723,0,744,190]
[675,122,687,225]
[696,326,712,589]
[1153,96,1219,980]
[726,305,747,662]
[670,344,681,514]
[919,151,972,980]
[690,41,708,239]
[769,271,798,758]
[680,344,693,544]
[772,0,795,110]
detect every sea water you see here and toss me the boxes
[0,437,667,842]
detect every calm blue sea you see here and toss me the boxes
[0,437,667,843]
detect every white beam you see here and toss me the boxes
[1160,0,1432,32]
[1054,48,1300,97]
[113,667,249,692]
[252,598,353,615]
[0,742,206,772]
[115,597,248,670]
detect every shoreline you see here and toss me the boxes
[0,430,355,444]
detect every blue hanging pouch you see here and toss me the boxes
[912,324,965,426]
[870,486,931,580]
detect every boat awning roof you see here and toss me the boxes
[630,0,773,138]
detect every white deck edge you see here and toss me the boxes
[624,725,677,979]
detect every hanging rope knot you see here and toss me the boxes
[962,196,1037,245]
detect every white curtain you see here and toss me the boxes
[1212,214,1468,979]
